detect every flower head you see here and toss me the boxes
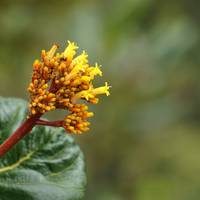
[28,41,110,134]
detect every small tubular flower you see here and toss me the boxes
[63,41,78,61]
[28,41,110,134]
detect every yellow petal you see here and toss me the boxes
[63,41,78,61]
[73,51,88,65]
[91,82,110,96]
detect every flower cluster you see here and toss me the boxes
[28,41,110,134]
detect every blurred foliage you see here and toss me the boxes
[0,0,200,199]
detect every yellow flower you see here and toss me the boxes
[63,41,78,61]
[28,41,110,134]
[88,63,102,78]
[71,82,110,103]
[91,82,110,96]
[72,51,88,65]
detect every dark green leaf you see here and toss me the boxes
[0,97,86,200]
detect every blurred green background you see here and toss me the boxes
[0,0,200,199]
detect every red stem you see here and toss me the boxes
[0,113,42,158]
[36,119,63,127]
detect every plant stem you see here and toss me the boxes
[36,119,63,127]
[0,113,42,158]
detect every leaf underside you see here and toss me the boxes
[0,97,86,200]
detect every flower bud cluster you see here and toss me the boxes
[28,41,110,133]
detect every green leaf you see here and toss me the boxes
[0,97,86,200]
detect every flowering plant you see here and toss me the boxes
[0,41,110,200]
[0,41,110,156]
